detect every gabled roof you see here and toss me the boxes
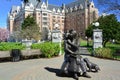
[48,4,62,11]
[29,0,38,6]
[36,2,44,8]
[65,0,87,9]
[36,2,62,11]
[10,6,17,14]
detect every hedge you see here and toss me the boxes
[31,42,62,58]
[94,48,113,59]
[0,42,25,51]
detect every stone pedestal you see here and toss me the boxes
[22,39,32,49]
[52,30,62,43]
[52,29,62,55]
[93,29,103,49]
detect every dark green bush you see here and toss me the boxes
[31,42,61,58]
[0,42,25,51]
[94,48,113,59]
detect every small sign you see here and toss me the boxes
[94,31,102,43]
[52,30,62,43]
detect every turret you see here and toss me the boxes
[62,3,65,9]
[46,0,48,7]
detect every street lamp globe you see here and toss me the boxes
[95,22,99,27]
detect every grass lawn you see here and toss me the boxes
[80,39,120,49]
[106,42,120,49]
[80,39,120,60]
[80,39,92,47]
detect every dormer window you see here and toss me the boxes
[70,7,73,12]
[90,2,95,8]
[15,10,17,13]
[68,8,71,12]
[74,6,77,11]
[62,10,65,13]
[53,8,56,12]
[79,4,83,10]
[57,9,60,13]
[26,3,29,6]
[65,9,68,13]
[41,2,47,9]
[91,5,94,8]
[30,3,34,9]
[30,7,33,10]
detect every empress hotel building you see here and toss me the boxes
[7,0,98,37]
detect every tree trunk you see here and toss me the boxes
[87,38,89,47]
[103,40,109,47]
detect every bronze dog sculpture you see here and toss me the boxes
[83,58,100,72]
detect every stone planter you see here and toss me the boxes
[0,49,42,59]
[0,51,10,58]
[21,49,42,56]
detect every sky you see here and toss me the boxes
[0,0,113,28]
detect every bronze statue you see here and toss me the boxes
[84,58,100,72]
[61,29,91,80]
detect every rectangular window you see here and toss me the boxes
[38,13,41,15]
[57,16,60,19]
[43,17,47,20]
[62,20,64,23]
[53,16,56,18]
[62,17,65,19]
[43,13,47,15]
[52,19,55,22]
[43,22,47,25]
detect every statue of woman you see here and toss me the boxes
[61,29,91,79]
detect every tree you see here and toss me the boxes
[85,14,120,47]
[21,15,41,41]
[97,0,120,14]
[85,24,94,39]
[41,27,49,41]
[11,31,21,42]
[22,15,36,29]
[85,24,94,46]
[0,28,9,42]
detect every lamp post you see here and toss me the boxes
[54,24,62,56]
[92,22,103,56]
[52,24,62,55]
[85,36,89,47]
[59,33,62,55]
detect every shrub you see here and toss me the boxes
[94,48,113,59]
[31,43,42,49]
[0,42,25,51]
[31,42,61,58]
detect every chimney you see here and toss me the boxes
[46,0,48,7]
[62,3,65,9]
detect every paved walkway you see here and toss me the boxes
[0,47,120,80]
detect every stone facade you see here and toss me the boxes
[7,0,65,35]
[7,0,98,38]
[65,0,98,37]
